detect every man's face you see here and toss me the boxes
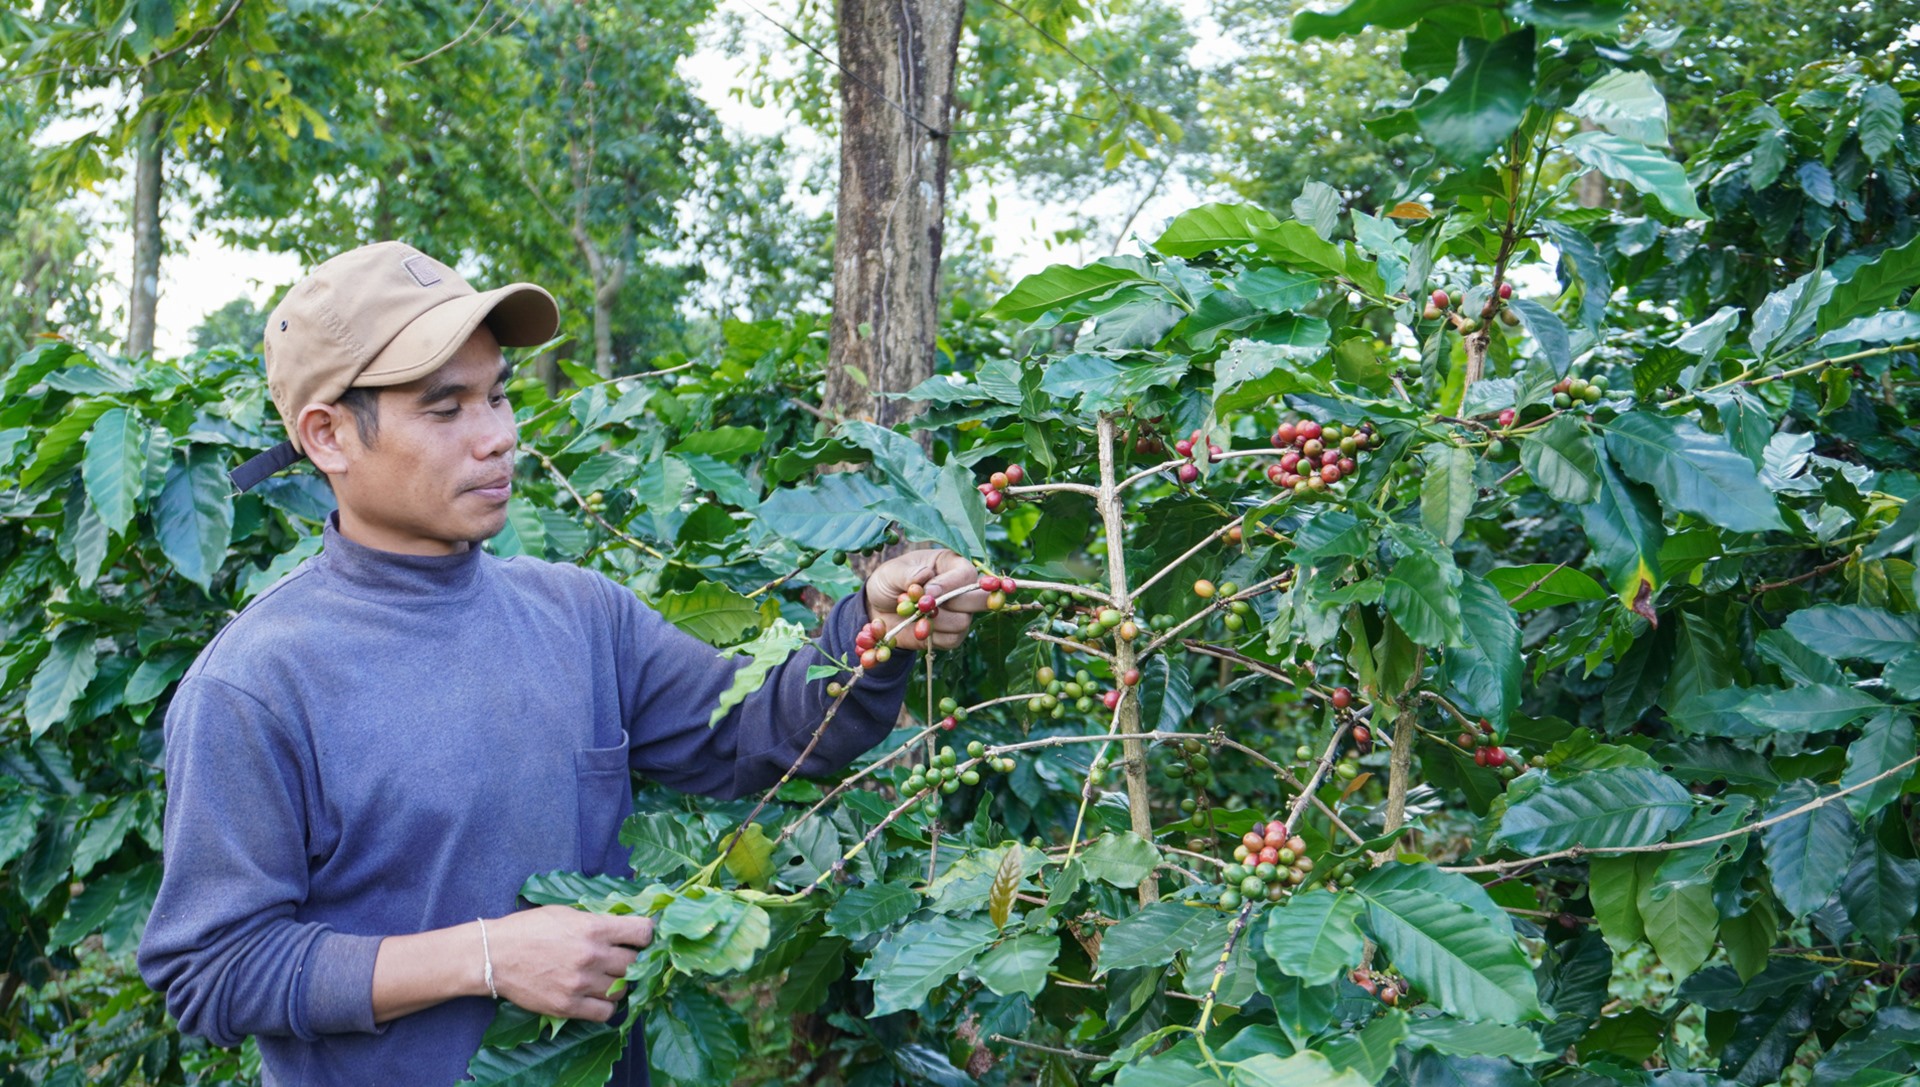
[327,326,518,556]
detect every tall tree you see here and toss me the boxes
[823,0,967,428]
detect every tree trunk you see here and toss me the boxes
[826,0,965,430]
[126,88,164,358]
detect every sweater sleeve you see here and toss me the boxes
[136,676,384,1047]
[607,581,915,800]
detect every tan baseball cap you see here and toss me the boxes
[230,241,560,492]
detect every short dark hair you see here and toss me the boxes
[336,386,380,447]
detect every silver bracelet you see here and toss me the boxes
[476,917,499,1000]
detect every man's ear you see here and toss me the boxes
[297,402,355,477]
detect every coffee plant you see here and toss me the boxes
[4,7,1920,1087]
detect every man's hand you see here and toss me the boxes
[489,905,654,1022]
[864,548,987,651]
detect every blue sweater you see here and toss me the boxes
[136,515,911,1084]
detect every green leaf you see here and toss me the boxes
[825,882,919,939]
[968,932,1057,998]
[1841,711,1918,819]
[1542,219,1612,329]
[1568,70,1670,147]
[1563,130,1707,218]
[26,630,98,740]
[1815,309,1920,349]
[664,894,771,976]
[1097,903,1228,974]
[1081,831,1160,886]
[1720,900,1777,983]
[1637,877,1715,980]
[1820,237,1920,333]
[1507,297,1572,374]
[1290,0,1430,40]
[1857,83,1905,163]
[1404,1016,1552,1063]
[1886,653,1920,700]
[465,1016,623,1087]
[1587,854,1650,950]
[1485,563,1607,610]
[1414,31,1536,166]
[1155,202,1286,256]
[1358,887,1545,1024]
[655,581,763,646]
[1292,180,1342,239]
[81,407,144,536]
[1752,268,1836,357]
[706,620,807,729]
[1319,1012,1408,1081]
[987,260,1161,321]
[757,473,889,552]
[1736,685,1884,734]
[620,812,707,878]
[155,446,235,590]
[1604,414,1784,534]
[1261,890,1365,985]
[1490,767,1693,853]
[857,914,998,1015]
[1763,782,1860,918]
[1233,1051,1373,1087]
[670,425,765,460]
[1235,267,1321,312]
[1448,572,1520,728]
[1520,416,1600,504]
[21,396,113,488]
[1783,605,1920,664]
[646,988,744,1085]
[1580,454,1664,616]
[1420,444,1475,545]
[1039,354,1191,414]
[47,862,159,955]
[1842,837,1920,955]
[1384,552,1464,647]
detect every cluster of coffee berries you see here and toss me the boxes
[976,464,1026,514]
[1457,719,1519,778]
[1172,428,1223,484]
[1193,579,1254,631]
[1551,371,1609,410]
[583,490,607,514]
[1132,415,1169,457]
[1351,968,1408,1006]
[936,696,969,731]
[1424,283,1520,333]
[1220,820,1314,908]
[1266,417,1373,496]
[1162,737,1213,791]
[901,744,1013,815]
[977,573,1018,612]
[892,582,943,642]
[853,618,896,670]
[1296,740,1363,781]
[967,740,1016,774]
[1028,665,1120,720]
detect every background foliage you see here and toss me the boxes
[2,1,1919,1085]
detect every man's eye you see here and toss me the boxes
[488,393,508,407]
[431,407,461,418]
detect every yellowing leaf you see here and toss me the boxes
[1388,202,1432,220]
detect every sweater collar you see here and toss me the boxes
[314,512,487,601]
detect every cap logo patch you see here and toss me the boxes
[402,255,443,287]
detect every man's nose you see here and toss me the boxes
[477,403,518,459]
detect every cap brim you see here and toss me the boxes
[353,283,560,388]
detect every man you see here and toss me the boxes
[136,242,981,1084]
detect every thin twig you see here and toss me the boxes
[989,1035,1103,1062]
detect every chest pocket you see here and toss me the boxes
[575,732,632,877]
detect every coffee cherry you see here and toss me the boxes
[940,715,957,730]
[1320,465,1341,484]
[914,617,933,640]
[1005,464,1025,484]
[1498,282,1513,300]
[1219,890,1242,910]
[1300,438,1324,458]
[1226,523,1244,544]
[1500,308,1521,326]
[1422,303,1443,320]
[827,682,845,697]
[985,490,1004,511]
[1193,579,1216,599]
[990,471,1009,490]
[1102,689,1121,710]
[1122,668,1141,687]
[1430,288,1450,309]
[1331,687,1352,709]
[1174,438,1194,457]
[1338,457,1356,474]
[1275,422,1298,446]
[1352,725,1371,747]
[917,595,938,614]
[1553,392,1573,409]
[1297,420,1322,442]
[1177,463,1199,483]
[978,574,1000,593]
